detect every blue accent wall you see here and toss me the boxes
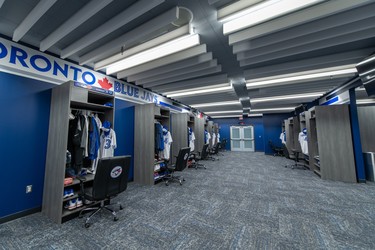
[263,113,292,155]
[114,100,135,181]
[0,71,53,219]
[212,117,265,152]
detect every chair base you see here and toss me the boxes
[163,172,185,186]
[192,162,206,169]
[285,162,306,170]
[79,200,122,228]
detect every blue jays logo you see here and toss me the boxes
[110,166,122,178]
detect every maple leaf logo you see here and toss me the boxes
[98,77,113,90]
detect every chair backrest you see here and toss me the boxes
[175,147,191,171]
[282,144,290,159]
[91,155,131,200]
[200,144,209,159]
[213,142,221,154]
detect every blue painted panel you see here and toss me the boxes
[349,89,365,182]
[263,113,292,155]
[114,101,135,181]
[0,71,53,218]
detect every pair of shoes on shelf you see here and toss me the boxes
[65,198,83,210]
[63,188,74,198]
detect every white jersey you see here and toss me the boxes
[206,132,211,144]
[162,131,173,160]
[189,131,196,152]
[212,133,216,147]
[298,132,308,155]
[100,129,117,158]
[217,133,220,142]
[280,132,286,144]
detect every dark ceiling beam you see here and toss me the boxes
[153,74,228,92]
[127,53,213,82]
[228,0,372,45]
[237,17,375,61]
[243,48,374,80]
[232,3,375,54]
[136,59,218,85]
[240,28,375,67]
[143,65,222,88]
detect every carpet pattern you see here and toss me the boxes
[1,151,375,249]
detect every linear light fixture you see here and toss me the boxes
[210,115,243,118]
[205,110,243,114]
[165,84,232,97]
[222,0,323,35]
[246,67,357,89]
[95,24,191,70]
[357,99,375,104]
[251,92,324,103]
[106,34,200,75]
[250,107,295,112]
[191,100,241,108]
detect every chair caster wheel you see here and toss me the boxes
[179,181,183,185]
[114,217,118,221]
[120,205,123,210]
[84,223,91,228]
[165,182,169,186]
[183,178,185,181]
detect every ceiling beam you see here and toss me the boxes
[240,27,375,66]
[12,0,57,42]
[117,44,207,79]
[94,24,190,70]
[228,0,372,45]
[144,65,222,88]
[244,48,375,80]
[154,74,228,92]
[80,7,180,65]
[136,60,218,85]
[60,0,165,59]
[232,3,375,54]
[40,0,113,52]
[127,53,213,82]
[237,17,375,61]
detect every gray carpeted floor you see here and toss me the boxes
[2,151,375,249]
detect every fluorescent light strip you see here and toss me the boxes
[357,55,375,67]
[106,34,200,75]
[167,86,232,97]
[210,115,242,118]
[191,100,240,108]
[164,83,229,96]
[357,99,375,104]
[219,0,280,23]
[250,107,295,112]
[205,110,243,114]
[251,92,324,103]
[246,68,357,88]
[223,0,323,34]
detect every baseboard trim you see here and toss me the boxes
[0,207,41,224]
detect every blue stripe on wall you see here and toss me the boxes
[0,71,53,218]
[114,100,135,181]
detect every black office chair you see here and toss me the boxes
[208,142,221,161]
[190,144,209,169]
[269,140,284,156]
[220,139,227,152]
[164,147,190,186]
[78,155,131,228]
[282,145,305,170]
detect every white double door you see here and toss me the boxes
[230,126,255,151]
